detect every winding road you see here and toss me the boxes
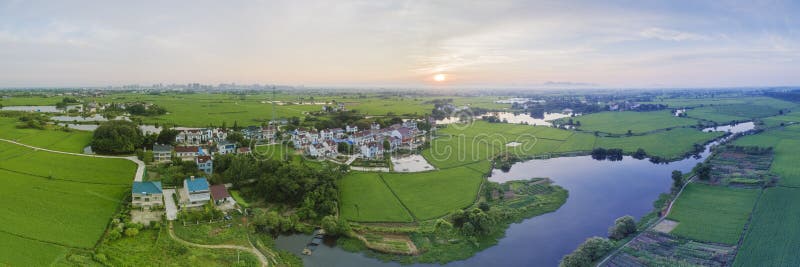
[168,222,270,267]
[0,138,145,182]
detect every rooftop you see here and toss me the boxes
[210,184,231,200]
[184,177,209,193]
[175,146,199,153]
[132,181,162,195]
[152,144,173,152]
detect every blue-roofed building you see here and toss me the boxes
[132,181,163,209]
[181,176,211,208]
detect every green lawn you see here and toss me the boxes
[667,183,759,244]
[572,111,698,134]
[381,164,485,220]
[0,116,93,153]
[0,142,136,184]
[339,172,414,222]
[734,187,800,266]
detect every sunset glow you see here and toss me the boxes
[434,74,446,82]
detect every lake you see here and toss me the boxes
[436,112,574,127]
[274,123,754,267]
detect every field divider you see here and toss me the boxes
[376,173,418,222]
[0,167,130,186]
[731,186,766,262]
[0,228,89,250]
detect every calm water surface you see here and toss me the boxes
[275,123,754,267]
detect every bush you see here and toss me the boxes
[608,215,637,240]
[107,229,122,240]
[124,227,140,237]
[560,236,613,267]
[91,120,144,154]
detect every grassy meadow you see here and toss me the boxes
[97,228,259,266]
[666,183,759,244]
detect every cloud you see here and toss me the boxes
[639,27,711,41]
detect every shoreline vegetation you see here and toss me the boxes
[338,178,568,264]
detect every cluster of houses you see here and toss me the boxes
[289,120,424,159]
[132,176,235,213]
[152,119,424,169]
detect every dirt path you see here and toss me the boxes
[168,222,270,267]
[0,138,145,182]
[595,176,696,266]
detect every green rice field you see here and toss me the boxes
[338,172,414,222]
[666,183,759,245]
[0,141,137,265]
[734,187,800,267]
[572,111,697,134]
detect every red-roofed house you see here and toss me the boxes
[210,184,234,206]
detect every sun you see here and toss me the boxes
[433,73,446,82]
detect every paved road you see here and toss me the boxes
[168,222,269,267]
[0,138,145,182]
[163,189,179,220]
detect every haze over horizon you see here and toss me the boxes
[1,0,798,88]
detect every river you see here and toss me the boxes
[273,122,754,267]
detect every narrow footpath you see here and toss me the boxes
[595,176,696,266]
[168,222,269,267]
[0,138,145,182]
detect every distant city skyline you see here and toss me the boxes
[1,0,798,88]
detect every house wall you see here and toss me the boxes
[132,193,163,208]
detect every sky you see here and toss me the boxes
[0,0,798,88]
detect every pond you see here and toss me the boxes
[61,123,162,134]
[1,105,81,113]
[702,121,754,133]
[436,112,574,127]
[273,123,754,267]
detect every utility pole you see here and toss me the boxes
[271,86,276,125]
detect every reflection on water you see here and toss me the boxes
[273,122,755,267]
[62,123,162,134]
[702,121,754,133]
[436,112,575,127]
[1,105,81,112]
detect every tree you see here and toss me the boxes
[157,128,179,145]
[91,120,144,154]
[671,170,684,189]
[632,148,647,160]
[608,215,636,240]
[479,202,491,212]
[226,132,247,147]
[693,163,712,180]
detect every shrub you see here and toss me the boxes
[608,215,637,240]
[124,227,139,237]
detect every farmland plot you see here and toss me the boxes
[666,184,759,245]
[734,187,800,266]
